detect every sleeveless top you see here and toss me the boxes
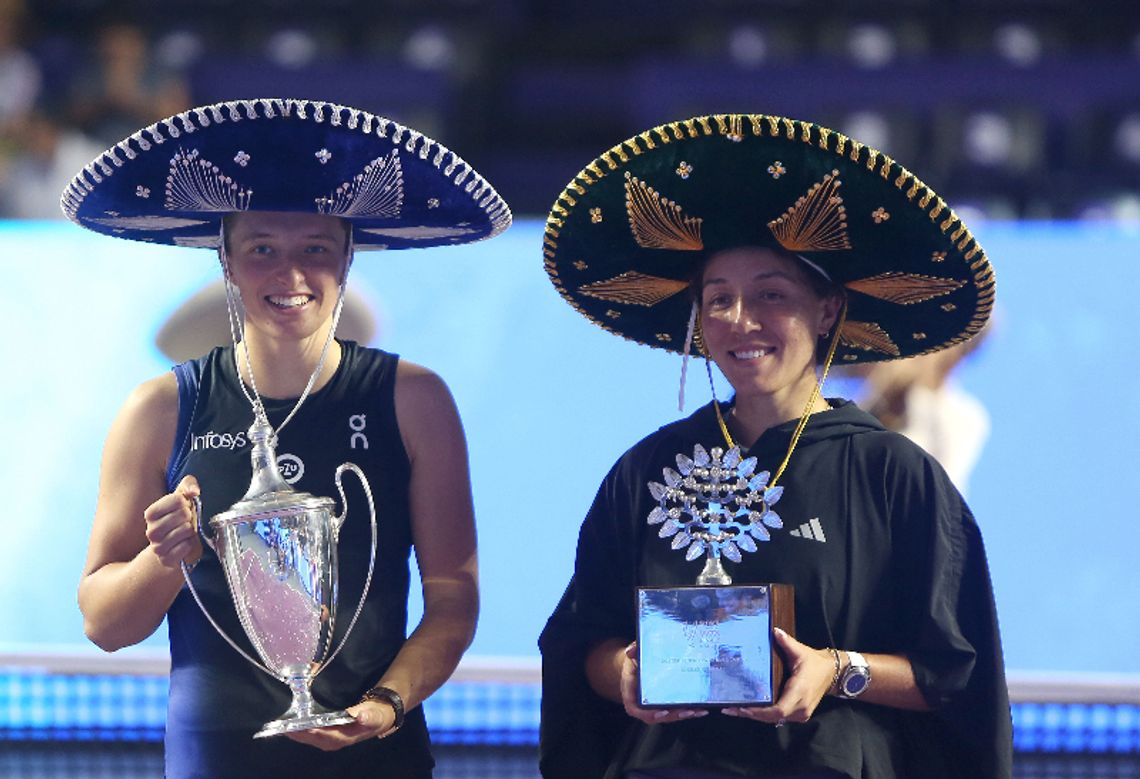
[164,342,434,778]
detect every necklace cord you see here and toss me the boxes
[218,222,353,441]
[710,300,849,488]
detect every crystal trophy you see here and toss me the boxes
[182,417,377,738]
[637,444,795,707]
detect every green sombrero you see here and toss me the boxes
[543,114,994,364]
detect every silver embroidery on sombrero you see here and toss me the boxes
[844,272,966,305]
[174,235,222,248]
[87,215,210,231]
[316,149,403,218]
[61,99,511,243]
[768,169,851,252]
[624,172,703,251]
[165,148,252,212]
[839,320,901,356]
[360,225,479,240]
[578,271,690,307]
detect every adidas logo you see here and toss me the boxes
[789,518,827,543]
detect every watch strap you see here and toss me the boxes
[359,685,405,732]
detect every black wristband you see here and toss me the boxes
[359,685,405,732]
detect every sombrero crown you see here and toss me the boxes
[62,98,511,250]
[543,114,994,363]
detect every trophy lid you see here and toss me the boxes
[209,416,334,529]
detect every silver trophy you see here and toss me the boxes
[637,444,794,707]
[182,418,377,738]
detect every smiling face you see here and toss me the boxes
[699,247,841,408]
[223,211,350,344]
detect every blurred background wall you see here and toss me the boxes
[1,2,1139,777]
[2,0,1140,221]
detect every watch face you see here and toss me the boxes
[843,672,868,696]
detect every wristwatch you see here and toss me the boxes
[838,651,871,699]
[359,685,405,732]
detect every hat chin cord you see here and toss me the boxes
[217,220,351,445]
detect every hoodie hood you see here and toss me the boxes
[656,397,886,467]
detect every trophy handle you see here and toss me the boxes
[315,462,378,677]
[180,493,279,680]
[192,495,217,552]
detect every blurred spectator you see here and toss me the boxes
[67,21,190,145]
[0,0,40,128]
[0,107,103,219]
[855,330,992,497]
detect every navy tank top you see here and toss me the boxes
[164,342,434,778]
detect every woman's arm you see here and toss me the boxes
[288,360,478,749]
[378,361,479,708]
[78,373,203,651]
[722,628,930,725]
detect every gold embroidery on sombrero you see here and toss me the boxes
[165,149,252,212]
[624,172,703,251]
[839,320,901,357]
[768,170,851,252]
[723,115,745,142]
[844,272,966,305]
[316,149,404,218]
[578,271,690,307]
[87,215,210,231]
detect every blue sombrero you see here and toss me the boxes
[61,98,511,250]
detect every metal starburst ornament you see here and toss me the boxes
[646,444,784,585]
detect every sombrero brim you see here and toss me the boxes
[62,98,511,251]
[155,280,378,363]
[543,114,994,364]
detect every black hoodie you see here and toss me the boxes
[539,399,1011,779]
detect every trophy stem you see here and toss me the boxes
[253,673,356,739]
[696,554,732,585]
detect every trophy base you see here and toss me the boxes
[636,583,795,708]
[253,708,356,739]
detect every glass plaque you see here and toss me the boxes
[636,583,794,708]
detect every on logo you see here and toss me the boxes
[349,414,369,450]
[277,453,305,484]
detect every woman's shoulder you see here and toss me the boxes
[105,372,181,470]
[123,371,180,421]
[822,399,933,459]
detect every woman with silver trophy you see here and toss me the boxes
[539,114,1011,778]
[72,98,510,777]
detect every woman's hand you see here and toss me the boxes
[285,700,399,751]
[619,641,709,725]
[722,628,834,725]
[142,474,203,569]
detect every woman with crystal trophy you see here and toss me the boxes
[73,99,509,778]
[538,115,1012,778]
